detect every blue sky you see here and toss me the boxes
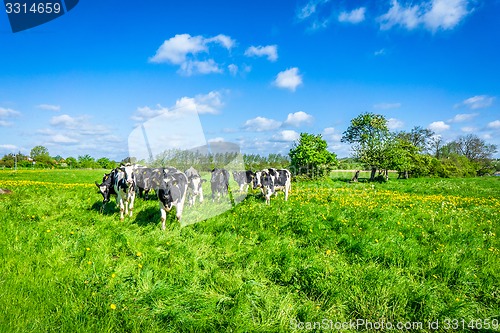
[1,0,499,161]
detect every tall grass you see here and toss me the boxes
[0,170,498,332]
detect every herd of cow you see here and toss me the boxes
[95,164,292,229]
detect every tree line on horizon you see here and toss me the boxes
[1,112,499,179]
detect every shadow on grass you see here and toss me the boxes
[90,200,119,215]
[134,206,161,227]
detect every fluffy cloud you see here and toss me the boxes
[244,45,278,62]
[428,121,450,132]
[296,0,330,20]
[448,113,479,123]
[487,120,500,129]
[387,118,405,130]
[50,114,79,127]
[379,0,471,32]
[148,33,235,76]
[36,104,60,112]
[455,95,494,110]
[272,130,300,142]
[274,67,303,92]
[243,117,282,132]
[284,111,313,127]
[0,107,21,119]
[338,7,366,24]
[132,91,225,123]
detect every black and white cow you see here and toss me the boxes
[211,168,230,201]
[133,166,154,199]
[95,170,117,209]
[114,164,136,220]
[232,170,255,193]
[157,167,188,230]
[258,168,291,204]
[185,166,205,206]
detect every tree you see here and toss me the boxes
[78,155,97,169]
[30,145,54,167]
[341,112,390,180]
[289,133,338,179]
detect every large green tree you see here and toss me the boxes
[341,112,390,180]
[289,133,338,178]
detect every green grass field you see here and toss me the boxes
[0,169,499,332]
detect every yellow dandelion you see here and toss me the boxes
[86,247,90,251]
[70,231,75,235]
[136,252,142,257]
[46,229,51,233]
[111,273,116,278]
[326,249,331,255]
[138,264,143,269]
[375,239,379,243]
[87,261,92,265]
[110,304,117,310]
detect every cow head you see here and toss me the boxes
[95,172,113,203]
[188,175,205,195]
[253,171,262,189]
[119,164,135,188]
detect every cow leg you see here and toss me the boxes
[128,192,135,217]
[199,190,204,204]
[159,202,167,230]
[119,198,125,221]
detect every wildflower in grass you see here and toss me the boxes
[70,231,74,235]
[136,252,142,257]
[138,264,143,269]
[110,304,117,310]
[86,248,90,251]
[88,261,92,265]
[326,249,331,255]
[46,229,51,233]
[111,273,116,278]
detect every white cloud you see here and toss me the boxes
[50,114,79,127]
[460,126,477,133]
[205,34,236,49]
[422,0,470,31]
[284,111,313,127]
[456,95,494,110]
[208,137,225,143]
[179,59,222,76]
[36,104,60,112]
[174,91,224,114]
[148,33,235,76]
[149,34,207,64]
[387,118,405,130]
[0,120,13,127]
[243,117,282,132]
[428,121,450,132]
[0,144,17,150]
[487,120,500,129]
[228,64,238,76]
[0,107,20,118]
[374,49,386,56]
[51,134,79,144]
[378,0,471,32]
[244,45,278,62]
[274,67,303,92]
[338,7,366,24]
[297,0,330,20]
[448,113,479,123]
[132,91,225,123]
[373,102,401,110]
[379,0,421,30]
[272,130,300,142]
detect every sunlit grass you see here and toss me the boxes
[0,170,498,332]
